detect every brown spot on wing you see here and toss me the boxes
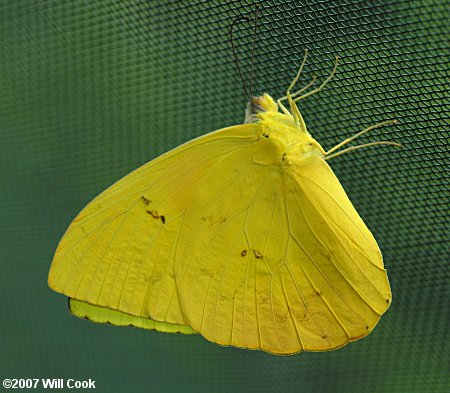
[141,196,151,205]
[141,197,166,224]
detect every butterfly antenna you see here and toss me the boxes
[230,15,251,98]
[249,6,260,97]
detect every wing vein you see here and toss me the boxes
[298,174,379,262]
[283,192,330,347]
[290,183,387,308]
[290,189,377,315]
[281,265,303,350]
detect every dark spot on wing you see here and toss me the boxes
[151,274,161,285]
[257,291,269,303]
[219,292,235,301]
[200,215,227,225]
[275,312,288,323]
[142,201,166,224]
[196,267,214,278]
[386,299,390,304]
[295,312,309,322]
[141,196,151,205]
[146,209,158,218]
[253,250,263,259]
[241,250,247,257]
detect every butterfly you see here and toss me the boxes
[48,46,398,354]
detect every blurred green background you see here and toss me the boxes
[0,1,448,392]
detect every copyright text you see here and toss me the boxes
[3,379,96,389]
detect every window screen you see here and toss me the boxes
[0,1,447,392]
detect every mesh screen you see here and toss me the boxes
[0,1,448,392]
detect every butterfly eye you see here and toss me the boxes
[251,103,265,113]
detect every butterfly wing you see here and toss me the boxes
[69,299,196,334]
[283,156,391,350]
[173,153,391,354]
[49,122,390,353]
[48,124,261,328]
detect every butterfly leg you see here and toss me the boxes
[286,49,309,95]
[324,120,401,160]
[277,75,317,116]
[293,56,339,102]
[277,49,309,104]
[276,49,315,131]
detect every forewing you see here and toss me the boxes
[48,124,260,327]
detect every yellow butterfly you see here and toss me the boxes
[48,48,398,355]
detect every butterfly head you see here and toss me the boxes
[244,93,278,123]
[244,93,326,159]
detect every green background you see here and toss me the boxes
[1,1,448,392]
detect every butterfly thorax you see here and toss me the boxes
[245,93,325,160]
